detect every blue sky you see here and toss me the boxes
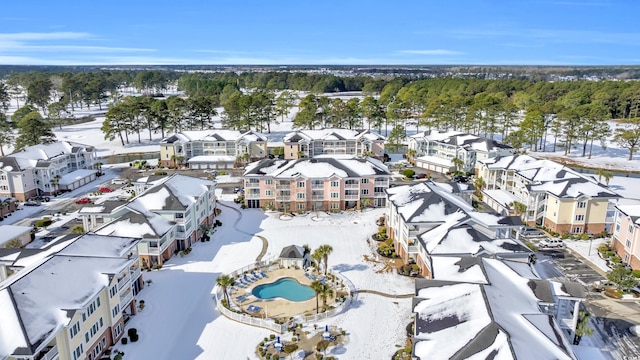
[1,0,639,65]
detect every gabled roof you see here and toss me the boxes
[387,182,521,227]
[282,129,385,143]
[129,173,215,212]
[161,130,267,144]
[615,204,640,224]
[279,245,306,259]
[56,233,140,258]
[410,130,512,152]
[3,141,94,171]
[244,156,391,179]
[413,258,577,360]
[419,224,530,256]
[95,210,174,239]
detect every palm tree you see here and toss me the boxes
[318,282,334,308]
[509,201,528,220]
[310,280,323,314]
[50,175,61,195]
[452,157,464,174]
[216,274,235,308]
[595,169,613,186]
[317,244,333,275]
[405,148,417,164]
[573,311,594,345]
[311,249,323,273]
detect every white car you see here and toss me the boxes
[539,238,566,249]
[111,178,127,185]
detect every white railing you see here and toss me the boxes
[130,266,141,281]
[344,195,359,200]
[344,183,359,189]
[44,345,59,360]
[119,288,134,309]
[117,275,131,290]
[298,271,356,323]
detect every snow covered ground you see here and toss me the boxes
[119,199,412,360]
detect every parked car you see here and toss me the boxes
[539,238,566,248]
[452,175,469,183]
[233,186,241,193]
[75,197,92,204]
[520,227,545,238]
[24,201,41,207]
[111,178,127,185]
[98,187,113,193]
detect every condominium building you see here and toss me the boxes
[86,174,217,267]
[0,233,142,360]
[159,130,268,169]
[282,129,385,160]
[478,155,619,235]
[612,205,640,270]
[408,130,513,174]
[385,181,525,277]
[0,141,97,200]
[242,155,391,211]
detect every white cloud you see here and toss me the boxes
[398,49,464,55]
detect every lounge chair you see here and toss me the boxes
[235,295,247,303]
[259,271,268,278]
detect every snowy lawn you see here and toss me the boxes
[120,199,413,360]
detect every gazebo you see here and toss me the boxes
[278,245,310,269]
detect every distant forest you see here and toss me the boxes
[1,67,640,161]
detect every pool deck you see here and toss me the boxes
[230,268,344,320]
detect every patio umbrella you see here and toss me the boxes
[323,325,331,340]
[275,336,283,353]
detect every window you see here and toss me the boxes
[84,297,101,320]
[112,304,120,318]
[577,201,586,208]
[265,179,272,185]
[297,204,305,210]
[175,213,184,219]
[109,285,118,298]
[330,203,339,209]
[361,189,369,195]
[297,181,305,188]
[114,323,122,337]
[73,344,84,360]
[573,227,582,234]
[331,181,339,187]
[69,321,81,338]
[624,254,630,263]
[575,214,585,221]
[360,178,369,184]
[615,222,621,234]
[630,225,635,234]
[626,239,632,248]
[265,190,273,196]
[296,193,305,199]
[330,192,339,199]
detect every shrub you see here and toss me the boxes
[153,264,163,270]
[283,344,298,353]
[71,225,85,234]
[114,353,124,360]
[130,333,139,342]
[632,270,640,278]
[128,328,137,337]
[154,171,168,176]
[604,287,623,299]
[34,218,52,227]
[269,334,276,340]
[401,169,415,179]
[120,337,128,345]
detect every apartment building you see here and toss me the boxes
[385,181,525,277]
[87,174,217,267]
[478,155,619,235]
[243,155,391,211]
[159,130,268,169]
[282,129,385,160]
[408,130,513,174]
[412,257,582,360]
[612,205,640,270]
[0,141,96,201]
[0,233,142,360]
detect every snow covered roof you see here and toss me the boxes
[413,258,577,360]
[410,130,512,152]
[616,204,640,224]
[484,189,519,209]
[129,173,215,212]
[56,233,140,258]
[188,155,236,163]
[415,155,454,168]
[58,169,97,185]
[430,256,489,284]
[244,156,391,179]
[481,155,619,200]
[4,141,94,170]
[0,255,129,356]
[419,224,530,256]
[0,225,32,244]
[386,182,521,227]
[279,245,306,259]
[282,129,385,143]
[95,210,174,239]
[161,129,267,144]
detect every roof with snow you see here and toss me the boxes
[188,155,236,163]
[616,204,640,224]
[1,141,94,171]
[56,233,140,258]
[129,173,215,212]
[244,156,391,179]
[95,210,174,239]
[419,224,530,256]
[480,155,619,200]
[412,258,577,360]
[161,130,267,144]
[282,129,385,143]
[410,130,513,153]
[0,225,33,244]
[58,169,97,186]
[386,182,521,227]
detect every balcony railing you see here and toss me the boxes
[119,288,134,309]
[245,182,260,188]
[344,195,359,200]
[344,183,359,189]
[374,179,389,185]
[130,266,141,281]
[275,195,291,201]
[311,196,325,200]
[44,345,59,360]
[117,275,131,290]
[245,192,261,199]
[276,185,291,190]
[311,184,324,189]
[408,245,419,253]
[374,191,386,197]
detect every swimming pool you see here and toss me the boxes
[252,277,314,301]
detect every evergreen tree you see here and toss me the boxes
[15,111,55,150]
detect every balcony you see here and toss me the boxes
[42,344,59,360]
[374,179,389,186]
[374,191,386,197]
[119,288,134,309]
[276,195,292,201]
[276,185,291,190]
[344,195,359,200]
[245,191,261,199]
[311,195,325,201]
[408,245,419,253]
[117,275,131,290]
[245,182,260,189]
[130,266,141,281]
[311,183,324,189]
[344,183,359,189]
